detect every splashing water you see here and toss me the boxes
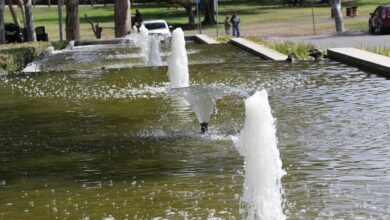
[168,28,189,88]
[22,47,56,73]
[65,40,75,50]
[138,25,150,64]
[132,25,138,34]
[170,85,249,124]
[148,36,162,67]
[233,90,286,220]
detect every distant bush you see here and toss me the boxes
[0,42,50,73]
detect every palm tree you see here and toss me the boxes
[66,0,80,41]
[7,0,21,26]
[330,0,345,32]
[17,0,27,28]
[0,0,5,44]
[24,0,36,41]
[114,0,131,37]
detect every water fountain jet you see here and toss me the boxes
[168,28,189,88]
[233,90,286,220]
[148,36,162,67]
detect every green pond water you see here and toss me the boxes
[1,43,390,219]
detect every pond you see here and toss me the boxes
[0,40,390,219]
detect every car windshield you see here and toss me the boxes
[144,22,166,30]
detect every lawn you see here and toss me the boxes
[2,0,389,41]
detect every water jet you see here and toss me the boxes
[200,122,208,134]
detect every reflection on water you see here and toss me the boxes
[0,43,390,219]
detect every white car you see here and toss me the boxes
[142,20,172,38]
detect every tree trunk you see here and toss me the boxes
[17,0,27,28]
[0,0,5,44]
[48,0,51,8]
[330,0,345,32]
[66,0,80,41]
[114,0,131,37]
[201,0,216,25]
[7,0,21,26]
[24,0,36,41]
[182,3,194,28]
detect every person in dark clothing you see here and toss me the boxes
[134,9,143,27]
[230,11,240,37]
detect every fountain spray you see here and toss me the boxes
[233,90,286,220]
[148,36,162,67]
[168,28,189,88]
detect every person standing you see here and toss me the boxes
[224,16,231,35]
[230,11,240,37]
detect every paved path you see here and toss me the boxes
[265,32,390,49]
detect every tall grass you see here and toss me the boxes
[247,37,316,59]
[214,35,232,43]
[362,46,390,57]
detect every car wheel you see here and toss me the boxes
[378,24,386,35]
[369,23,375,34]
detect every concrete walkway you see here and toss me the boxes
[195,34,219,44]
[328,47,390,76]
[230,38,288,61]
[266,32,390,49]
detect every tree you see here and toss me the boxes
[114,0,131,37]
[66,0,80,41]
[201,0,216,25]
[17,0,27,28]
[0,0,5,44]
[175,0,216,27]
[330,0,344,32]
[24,0,36,41]
[176,0,195,28]
[7,0,21,26]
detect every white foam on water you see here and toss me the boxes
[1,75,169,100]
[233,90,286,220]
[168,28,189,88]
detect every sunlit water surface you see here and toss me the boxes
[1,43,390,219]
